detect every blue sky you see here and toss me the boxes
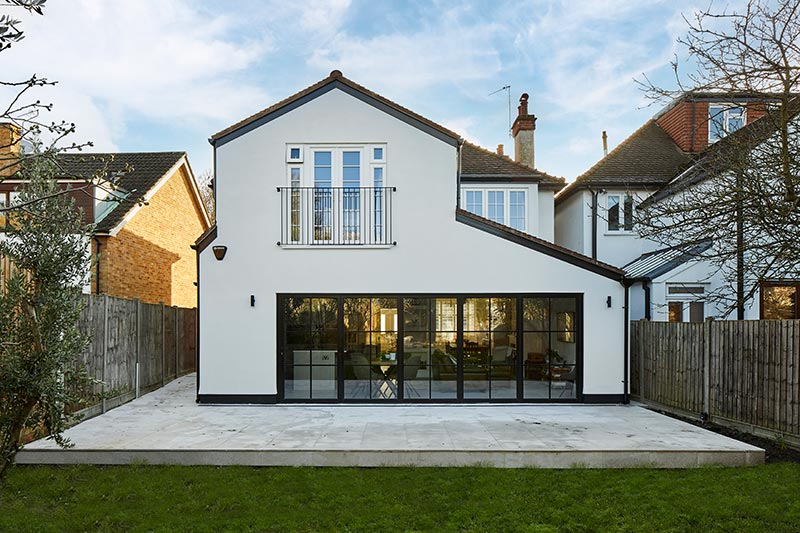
[2,0,748,181]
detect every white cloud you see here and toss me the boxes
[3,0,271,148]
[308,7,502,94]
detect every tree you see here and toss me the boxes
[636,0,800,317]
[0,150,93,479]
[196,169,215,223]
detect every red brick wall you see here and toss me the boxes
[95,163,207,307]
[658,100,769,153]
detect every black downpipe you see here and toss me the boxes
[643,281,651,320]
[94,237,102,294]
[623,283,630,404]
[590,190,599,260]
[456,138,464,209]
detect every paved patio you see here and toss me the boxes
[18,374,763,468]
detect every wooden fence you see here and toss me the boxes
[72,294,197,418]
[631,319,800,446]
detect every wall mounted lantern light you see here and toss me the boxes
[212,245,228,261]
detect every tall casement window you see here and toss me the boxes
[463,188,527,231]
[709,105,745,142]
[282,144,389,245]
[607,194,633,232]
[761,281,800,319]
[279,294,581,403]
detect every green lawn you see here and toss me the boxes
[2,463,799,532]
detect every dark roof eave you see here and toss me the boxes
[211,73,461,148]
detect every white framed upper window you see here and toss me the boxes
[708,105,745,143]
[607,194,634,232]
[371,145,386,163]
[287,144,303,163]
[463,188,527,231]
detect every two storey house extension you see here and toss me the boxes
[196,71,628,405]
[554,92,795,322]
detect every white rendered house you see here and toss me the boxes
[195,71,627,404]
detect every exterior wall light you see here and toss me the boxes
[212,245,228,261]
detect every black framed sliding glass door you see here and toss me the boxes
[278,293,581,403]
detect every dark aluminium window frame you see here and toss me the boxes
[276,292,584,404]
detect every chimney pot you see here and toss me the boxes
[602,130,608,157]
[496,144,504,156]
[511,93,536,169]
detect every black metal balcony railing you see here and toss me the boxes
[277,187,395,246]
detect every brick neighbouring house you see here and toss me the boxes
[0,130,210,307]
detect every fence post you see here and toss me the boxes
[175,306,179,378]
[101,295,108,414]
[703,317,712,420]
[161,301,166,387]
[135,299,140,399]
[639,319,646,402]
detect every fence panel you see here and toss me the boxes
[632,319,800,444]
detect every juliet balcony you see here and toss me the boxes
[277,186,396,247]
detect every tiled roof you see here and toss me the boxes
[644,96,800,206]
[54,151,185,233]
[460,143,565,189]
[212,70,461,143]
[623,242,713,280]
[555,120,693,204]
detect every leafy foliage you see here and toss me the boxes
[0,151,93,479]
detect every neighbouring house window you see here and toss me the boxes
[463,188,527,231]
[668,302,683,322]
[509,191,525,231]
[761,281,799,319]
[488,191,505,224]
[689,302,705,323]
[667,285,705,322]
[0,192,6,229]
[465,190,483,216]
[607,194,634,232]
[709,105,745,142]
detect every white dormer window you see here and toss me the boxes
[463,188,526,231]
[709,105,745,143]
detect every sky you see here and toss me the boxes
[0,0,749,181]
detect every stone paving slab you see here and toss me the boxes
[17,374,764,468]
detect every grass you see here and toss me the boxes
[2,463,800,532]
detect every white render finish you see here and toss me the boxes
[200,87,625,398]
[555,191,590,255]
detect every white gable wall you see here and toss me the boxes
[200,88,625,398]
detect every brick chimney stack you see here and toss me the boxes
[496,144,504,156]
[512,93,536,169]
